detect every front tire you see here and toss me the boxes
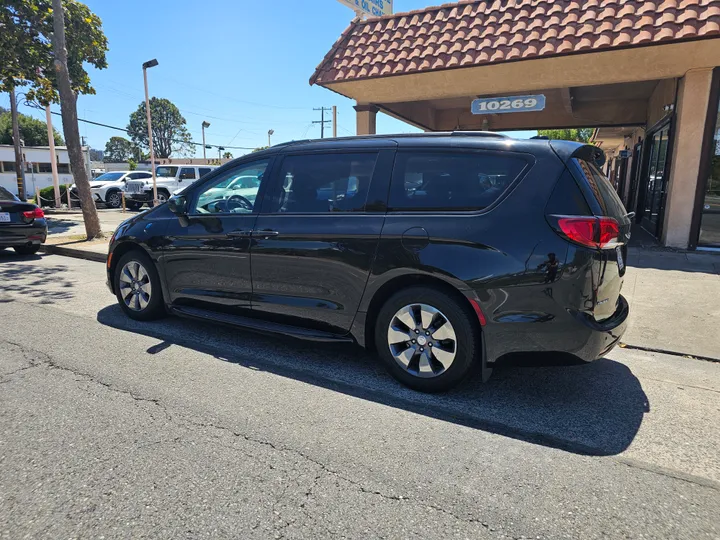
[155,190,170,205]
[105,191,122,209]
[375,286,480,392]
[14,244,40,255]
[114,250,165,321]
[126,201,142,211]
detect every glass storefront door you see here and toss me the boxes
[698,101,720,246]
[641,125,671,237]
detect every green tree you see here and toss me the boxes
[127,158,137,171]
[252,146,270,153]
[0,110,63,146]
[222,151,233,159]
[537,129,594,143]
[104,136,139,162]
[127,98,193,158]
[1,0,108,237]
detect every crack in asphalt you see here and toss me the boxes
[0,338,506,537]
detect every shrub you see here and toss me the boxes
[38,184,71,208]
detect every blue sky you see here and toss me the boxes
[3,0,536,157]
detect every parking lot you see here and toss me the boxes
[1,251,718,539]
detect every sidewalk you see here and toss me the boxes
[40,213,720,361]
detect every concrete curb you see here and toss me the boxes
[40,244,106,263]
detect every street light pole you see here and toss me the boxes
[218,146,225,160]
[202,121,210,160]
[142,58,159,206]
[268,129,274,147]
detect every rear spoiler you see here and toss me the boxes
[549,141,607,169]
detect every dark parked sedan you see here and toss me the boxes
[107,133,630,392]
[0,187,47,255]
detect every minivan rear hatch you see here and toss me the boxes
[567,145,632,321]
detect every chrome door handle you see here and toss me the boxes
[254,229,279,237]
[226,230,252,237]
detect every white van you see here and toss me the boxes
[124,164,217,207]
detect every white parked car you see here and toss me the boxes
[70,171,153,209]
[125,165,217,207]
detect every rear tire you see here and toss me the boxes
[156,190,170,205]
[14,244,40,255]
[114,250,165,321]
[374,286,480,392]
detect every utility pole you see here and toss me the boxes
[218,146,225,160]
[45,105,61,207]
[142,58,159,206]
[332,106,337,138]
[313,107,332,139]
[8,86,25,200]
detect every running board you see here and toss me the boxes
[171,306,355,343]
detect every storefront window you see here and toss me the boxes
[698,100,720,246]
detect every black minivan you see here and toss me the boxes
[107,133,630,392]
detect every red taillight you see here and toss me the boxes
[557,216,620,249]
[22,208,45,220]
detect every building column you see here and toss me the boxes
[354,104,378,135]
[663,68,714,248]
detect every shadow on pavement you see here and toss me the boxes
[46,217,81,235]
[97,304,649,457]
[0,250,76,303]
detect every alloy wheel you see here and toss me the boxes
[387,303,457,378]
[107,192,121,208]
[118,260,152,311]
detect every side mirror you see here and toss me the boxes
[167,195,188,215]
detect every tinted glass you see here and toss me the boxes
[38,163,52,173]
[2,162,16,173]
[0,186,18,201]
[199,167,212,176]
[57,164,70,174]
[95,172,125,182]
[179,167,196,180]
[156,166,178,178]
[389,152,526,211]
[270,153,378,213]
[193,160,269,214]
[546,169,591,215]
[574,158,628,220]
[698,96,720,246]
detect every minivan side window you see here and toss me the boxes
[192,160,269,215]
[389,152,527,212]
[179,167,197,180]
[199,167,212,177]
[269,153,378,214]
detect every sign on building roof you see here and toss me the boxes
[335,0,393,17]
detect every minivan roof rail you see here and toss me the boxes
[450,131,508,138]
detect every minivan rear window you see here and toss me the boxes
[573,158,627,219]
[389,152,527,212]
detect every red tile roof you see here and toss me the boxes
[310,0,720,85]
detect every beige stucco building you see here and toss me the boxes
[311,0,720,250]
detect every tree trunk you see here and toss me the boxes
[50,0,101,239]
[8,84,26,200]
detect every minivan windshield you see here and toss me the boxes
[94,172,125,182]
[156,166,178,178]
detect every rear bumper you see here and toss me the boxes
[482,294,629,364]
[0,221,47,247]
[569,294,629,361]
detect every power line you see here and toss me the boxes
[48,110,256,151]
[312,107,333,139]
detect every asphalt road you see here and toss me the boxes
[1,251,719,539]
